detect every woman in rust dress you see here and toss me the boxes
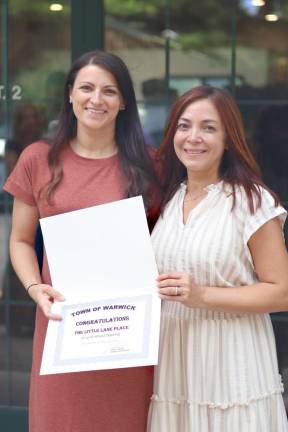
[4,51,160,432]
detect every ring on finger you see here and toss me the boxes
[175,286,182,296]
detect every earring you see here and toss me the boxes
[120,105,125,111]
[69,96,72,103]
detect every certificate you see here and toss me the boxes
[40,196,160,375]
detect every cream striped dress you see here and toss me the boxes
[148,181,288,432]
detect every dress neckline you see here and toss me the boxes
[180,179,224,193]
[64,143,119,166]
[179,180,224,227]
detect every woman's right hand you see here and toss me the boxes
[28,283,65,320]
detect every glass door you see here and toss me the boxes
[0,0,71,427]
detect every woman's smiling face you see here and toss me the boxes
[69,64,124,134]
[173,98,226,180]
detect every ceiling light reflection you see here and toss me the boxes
[251,0,265,6]
[265,13,279,21]
[49,3,63,12]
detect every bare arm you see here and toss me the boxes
[158,217,288,313]
[10,198,64,319]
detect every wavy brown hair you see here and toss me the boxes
[42,50,159,208]
[159,85,278,213]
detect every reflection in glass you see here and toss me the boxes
[169,1,233,95]
[253,104,288,210]
[10,305,34,406]
[5,103,45,174]
[0,0,71,410]
[236,0,288,101]
[0,212,10,300]
[235,1,288,247]
[105,1,169,147]
[0,305,34,407]
[105,1,235,147]
[0,305,9,405]
[9,0,70,126]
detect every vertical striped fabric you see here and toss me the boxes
[148,182,288,431]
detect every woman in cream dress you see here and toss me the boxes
[148,86,288,431]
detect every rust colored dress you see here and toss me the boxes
[4,141,154,432]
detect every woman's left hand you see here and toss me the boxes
[157,272,206,309]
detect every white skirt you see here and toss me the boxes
[148,301,288,432]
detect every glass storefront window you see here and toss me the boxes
[9,305,34,405]
[105,0,171,147]
[236,1,288,212]
[237,0,288,99]
[105,1,235,148]
[169,1,234,92]
[9,1,70,115]
[0,0,71,409]
[0,305,9,406]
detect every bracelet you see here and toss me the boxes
[26,282,40,293]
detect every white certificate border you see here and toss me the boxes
[53,294,152,367]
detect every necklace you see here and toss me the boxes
[184,188,207,203]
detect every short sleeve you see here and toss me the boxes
[243,187,287,244]
[3,144,39,206]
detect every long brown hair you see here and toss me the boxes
[159,85,278,213]
[43,50,159,208]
